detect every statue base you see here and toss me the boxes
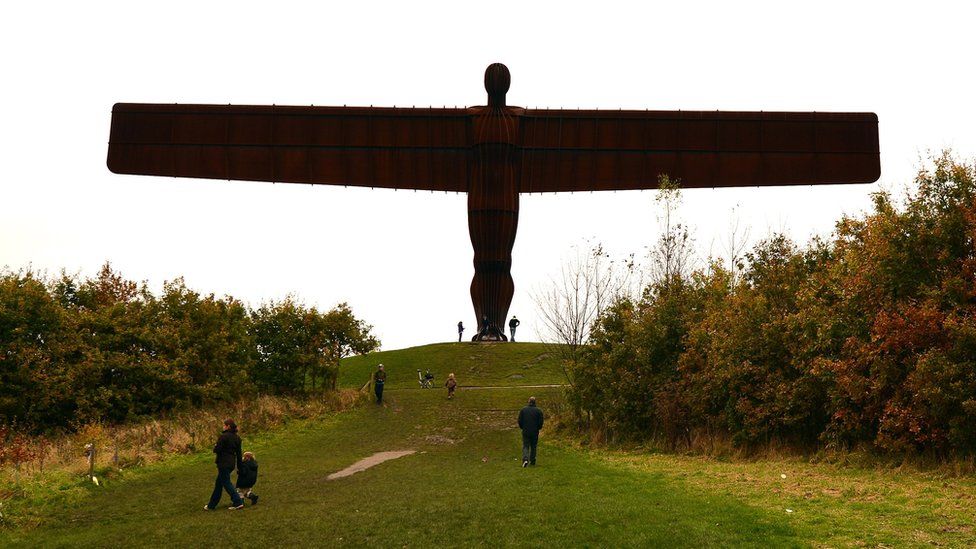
[471,326,508,342]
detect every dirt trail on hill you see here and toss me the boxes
[327,450,416,480]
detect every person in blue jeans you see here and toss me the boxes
[517,396,544,467]
[374,364,387,404]
[205,418,245,510]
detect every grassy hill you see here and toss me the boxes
[3,343,975,547]
[338,342,567,389]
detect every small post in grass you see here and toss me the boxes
[84,443,99,485]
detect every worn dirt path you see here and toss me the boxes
[326,450,417,480]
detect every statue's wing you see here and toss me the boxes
[108,103,470,192]
[518,110,880,192]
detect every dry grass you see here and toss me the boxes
[0,390,365,491]
[557,419,976,478]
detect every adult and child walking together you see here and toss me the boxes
[205,418,259,510]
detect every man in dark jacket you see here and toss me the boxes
[457,321,464,342]
[374,364,387,404]
[508,316,520,342]
[205,418,245,510]
[517,396,544,467]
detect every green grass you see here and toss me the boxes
[584,449,976,547]
[3,343,974,547]
[338,342,568,389]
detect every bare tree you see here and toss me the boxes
[722,204,751,285]
[533,176,693,385]
[532,242,635,385]
[647,175,695,286]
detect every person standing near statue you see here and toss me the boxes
[517,396,544,467]
[457,321,464,342]
[508,316,520,342]
[373,364,387,404]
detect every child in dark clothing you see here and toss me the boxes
[236,451,259,505]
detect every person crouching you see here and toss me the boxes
[236,451,259,505]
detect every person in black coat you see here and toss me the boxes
[236,451,259,505]
[517,396,544,467]
[205,418,245,510]
[508,316,521,342]
[457,321,464,342]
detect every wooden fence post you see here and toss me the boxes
[84,443,96,482]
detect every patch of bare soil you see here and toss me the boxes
[326,450,416,480]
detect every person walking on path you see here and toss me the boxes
[457,321,464,342]
[374,363,387,404]
[508,316,521,342]
[445,373,458,399]
[517,396,544,467]
[205,418,245,510]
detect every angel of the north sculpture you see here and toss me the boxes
[107,63,880,341]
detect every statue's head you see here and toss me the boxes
[485,63,510,107]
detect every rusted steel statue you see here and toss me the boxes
[107,63,880,341]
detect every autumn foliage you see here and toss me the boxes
[0,267,379,432]
[571,154,976,455]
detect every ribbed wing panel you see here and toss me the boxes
[108,103,471,192]
[518,110,880,192]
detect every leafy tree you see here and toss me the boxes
[319,303,379,390]
[250,298,379,393]
[0,270,69,426]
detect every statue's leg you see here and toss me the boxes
[468,143,519,341]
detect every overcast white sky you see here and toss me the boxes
[2,1,974,350]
